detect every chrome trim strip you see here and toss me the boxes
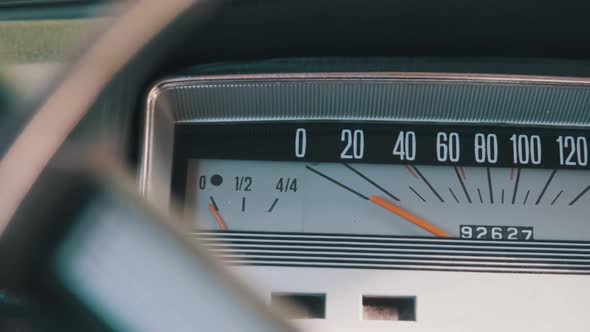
[218,254,590,267]
[224,261,588,274]
[149,72,590,86]
[194,232,590,273]
[196,231,590,248]
[206,243,590,255]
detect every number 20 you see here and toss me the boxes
[340,129,364,159]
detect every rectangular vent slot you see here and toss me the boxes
[362,296,416,321]
[271,293,326,319]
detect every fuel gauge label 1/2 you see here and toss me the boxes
[186,159,590,242]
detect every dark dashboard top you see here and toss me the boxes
[177,0,590,65]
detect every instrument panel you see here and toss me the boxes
[177,123,589,243]
[140,72,590,331]
[140,73,590,274]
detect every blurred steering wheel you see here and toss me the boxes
[0,0,218,234]
[0,0,218,327]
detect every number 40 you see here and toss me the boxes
[393,131,416,161]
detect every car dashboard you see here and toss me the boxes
[138,71,590,331]
[4,1,590,331]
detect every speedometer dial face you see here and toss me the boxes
[187,159,588,241]
[173,122,590,244]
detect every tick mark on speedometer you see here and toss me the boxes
[412,166,444,203]
[535,169,557,205]
[523,190,530,205]
[343,163,400,201]
[409,186,426,202]
[405,165,418,179]
[305,165,369,200]
[487,167,494,204]
[551,190,563,205]
[268,198,279,212]
[569,185,590,206]
[448,188,459,203]
[459,166,466,180]
[454,166,472,204]
[511,168,521,205]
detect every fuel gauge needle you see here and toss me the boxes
[208,203,228,231]
[369,195,449,238]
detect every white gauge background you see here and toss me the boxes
[187,159,589,241]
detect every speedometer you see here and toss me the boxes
[177,123,589,242]
[136,68,590,331]
[142,73,590,274]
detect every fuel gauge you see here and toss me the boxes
[186,159,306,233]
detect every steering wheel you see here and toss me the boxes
[0,0,221,328]
[0,1,219,231]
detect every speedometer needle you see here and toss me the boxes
[369,195,449,238]
[208,204,228,231]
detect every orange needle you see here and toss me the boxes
[369,195,449,238]
[208,204,228,231]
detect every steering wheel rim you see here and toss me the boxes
[0,0,219,235]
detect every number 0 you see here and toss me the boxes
[295,128,306,158]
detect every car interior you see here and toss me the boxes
[2,1,590,331]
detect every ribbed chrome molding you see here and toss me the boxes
[146,72,590,124]
[197,231,590,274]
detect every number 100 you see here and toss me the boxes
[510,134,541,165]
